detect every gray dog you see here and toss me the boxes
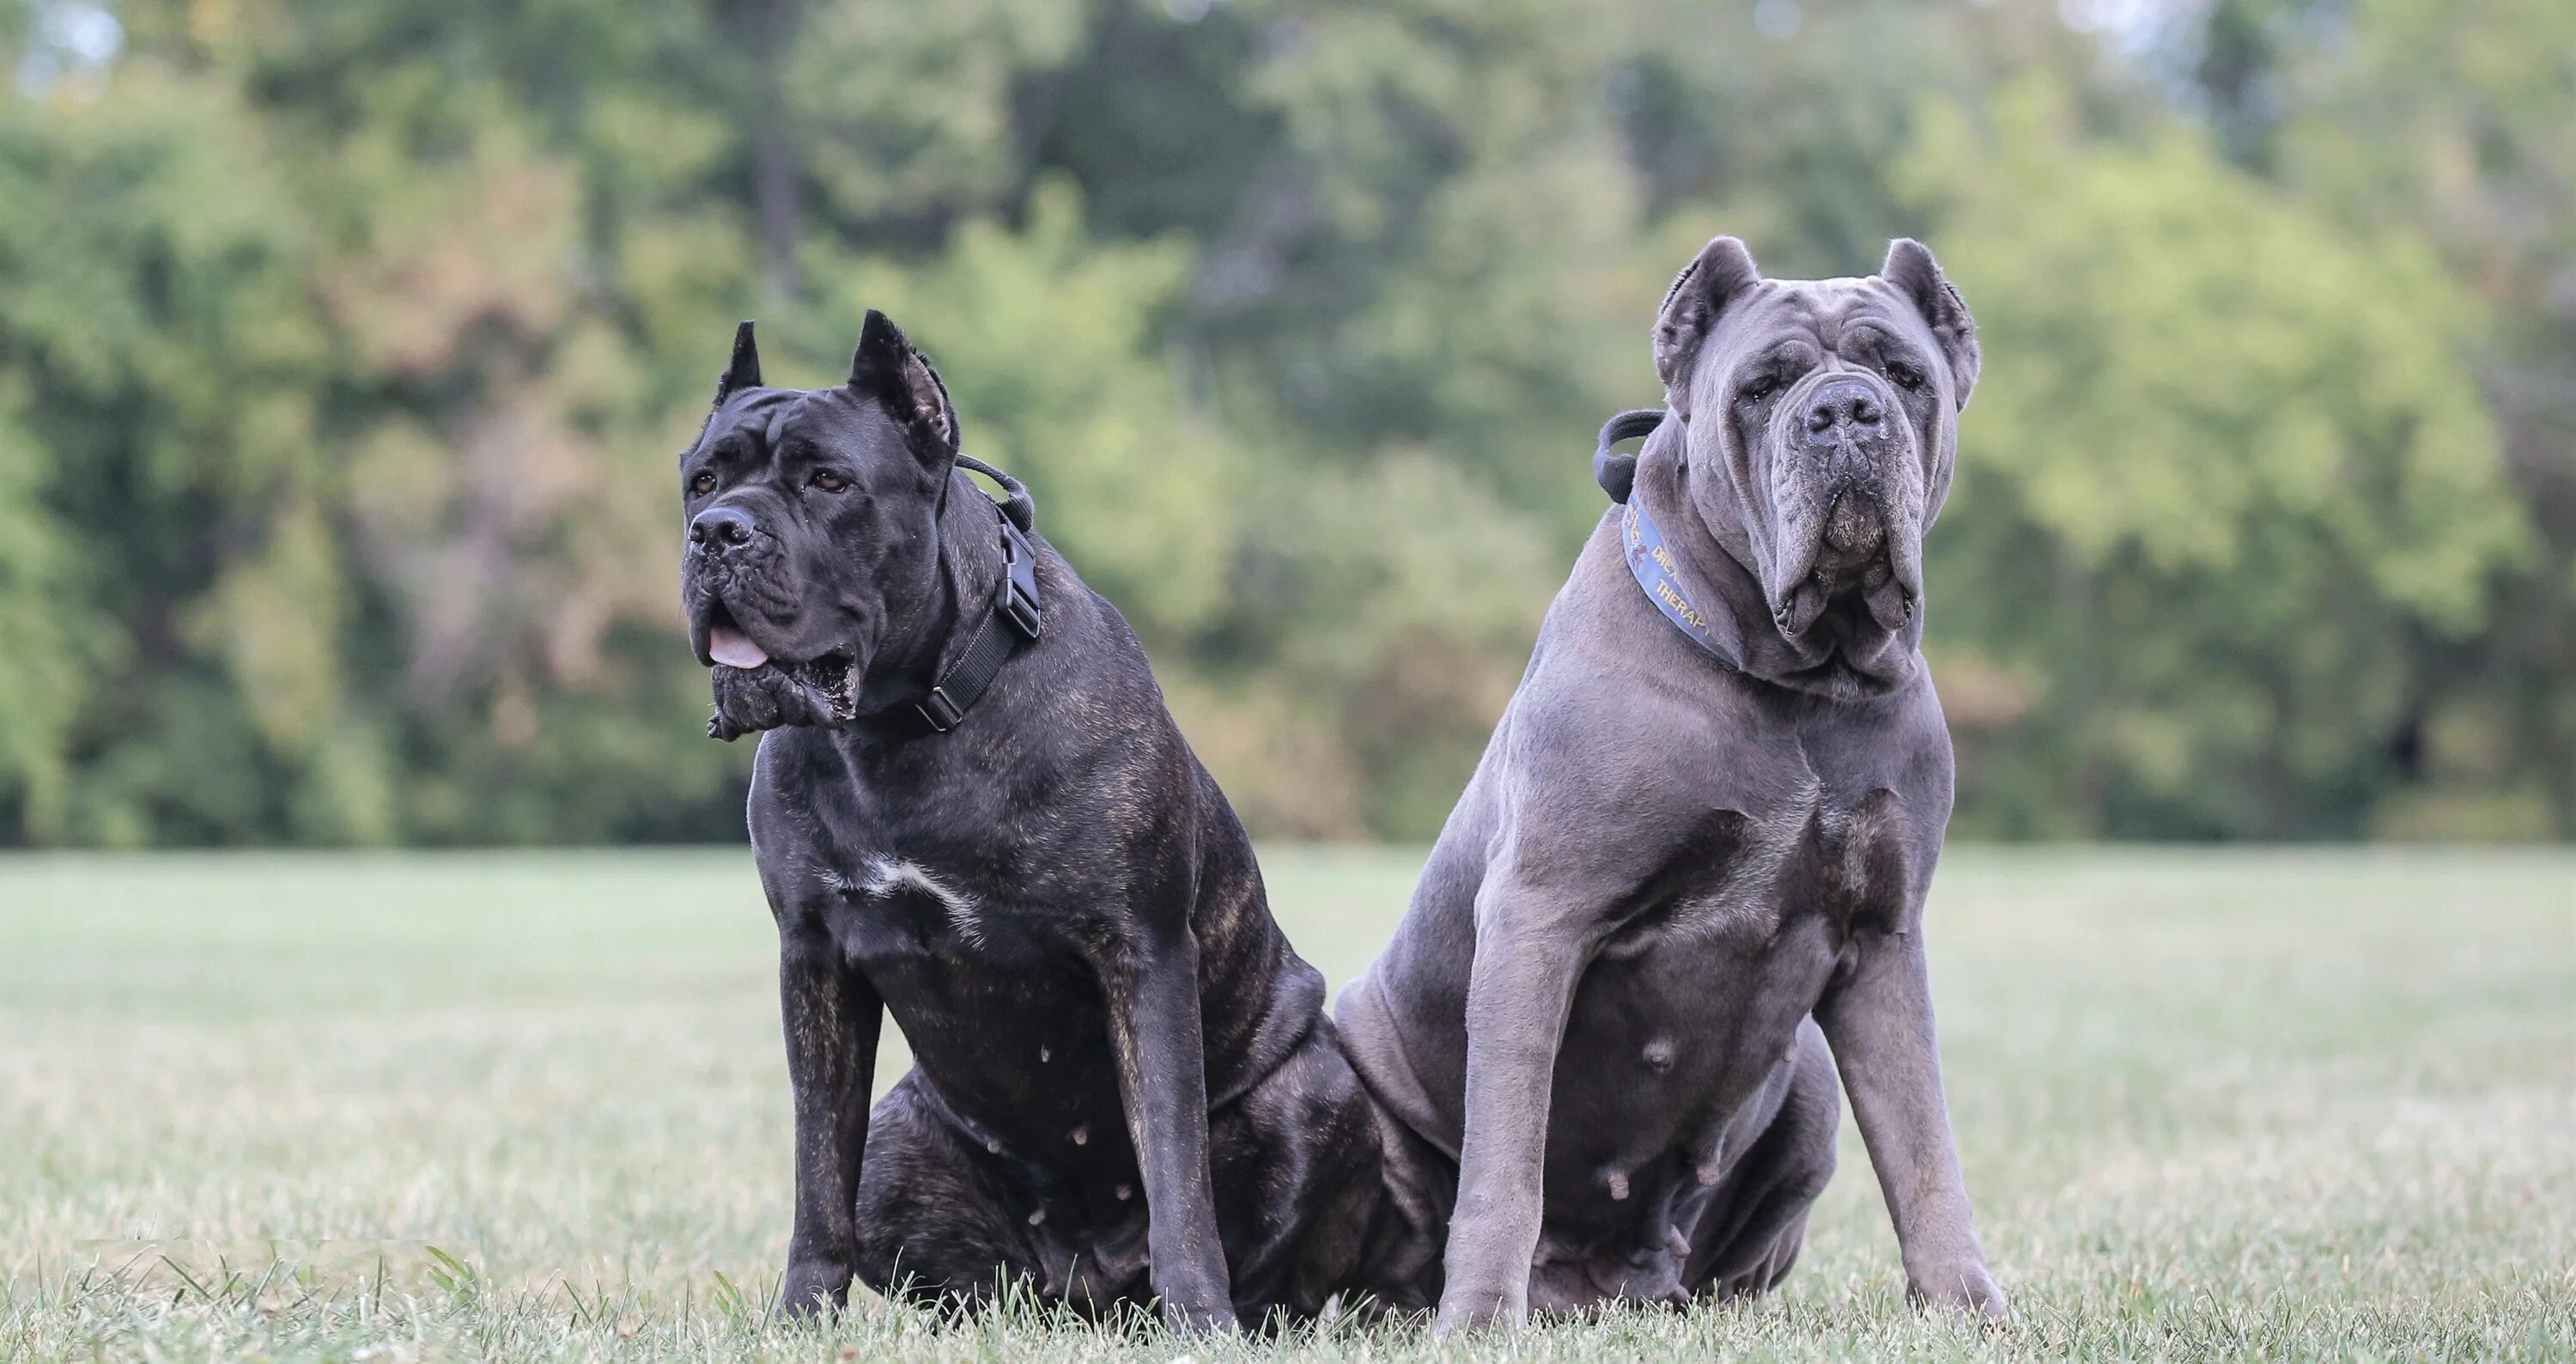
[1334,237,2007,1331]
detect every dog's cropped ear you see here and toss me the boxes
[1880,239,1978,411]
[1655,236,1764,417]
[711,320,762,408]
[849,309,959,455]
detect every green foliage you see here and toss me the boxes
[2263,0,2576,837]
[1916,78,2530,837]
[0,68,337,843]
[0,0,2565,843]
[835,183,1235,638]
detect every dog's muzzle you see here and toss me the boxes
[682,502,805,670]
[1772,375,1921,638]
[1797,378,1899,518]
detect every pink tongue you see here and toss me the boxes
[708,626,769,670]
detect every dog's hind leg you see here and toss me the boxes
[1685,1017,1840,1300]
[1206,1025,1390,1326]
[850,1073,1050,1316]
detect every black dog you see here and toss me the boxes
[678,314,1383,1331]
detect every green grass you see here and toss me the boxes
[2,846,2571,1361]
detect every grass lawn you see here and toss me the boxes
[2,846,2570,1361]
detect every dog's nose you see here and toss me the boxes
[690,504,757,551]
[1804,379,1884,436]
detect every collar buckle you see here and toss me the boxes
[998,520,1043,640]
[886,472,1042,736]
[914,686,965,734]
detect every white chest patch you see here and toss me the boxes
[835,856,984,944]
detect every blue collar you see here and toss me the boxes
[1600,406,1746,673]
[1622,496,1745,673]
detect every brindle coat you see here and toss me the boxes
[681,314,1382,1331]
[1334,238,2009,1332]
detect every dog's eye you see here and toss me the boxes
[1887,362,1924,392]
[688,471,716,496]
[1739,374,1781,405]
[809,470,850,493]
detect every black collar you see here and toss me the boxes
[902,455,1042,734]
[910,496,1042,732]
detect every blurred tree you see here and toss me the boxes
[1915,78,2528,837]
[2141,0,2575,835]
[0,0,2564,844]
[2265,0,2576,834]
[833,182,1236,641]
[0,68,334,843]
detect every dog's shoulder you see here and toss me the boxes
[1503,597,1796,807]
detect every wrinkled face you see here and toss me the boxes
[677,315,958,729]
[1656,238,1977,652]
[1694,278,1953,636]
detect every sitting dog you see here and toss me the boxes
[1334,238,2008,1331]
[680,314,1382,1330]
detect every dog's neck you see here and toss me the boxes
[1635,417,1923,700]
[848,467,1012,718]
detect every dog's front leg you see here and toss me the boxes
[1437,873,1592,1337]
[1816,930,2006,1319]
[774,912,884,1319]
[1104,925,1237,1332]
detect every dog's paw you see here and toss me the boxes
[1156,1290,1242,1335]
[1908,1260,2008,1323]
[1433,1283,1526,1338]
[775,1257,854,1321]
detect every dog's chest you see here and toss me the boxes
[1545,783,1920,1242]
[1605,782,1915,959]
[808,848,1132,1152]
[817,852,1059,973]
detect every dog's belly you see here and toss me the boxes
[1538,914,1840,1242]
[1526,787,1916,1295]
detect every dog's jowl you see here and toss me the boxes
[1334,238,2007,1332]
[679,314,1382,1330]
